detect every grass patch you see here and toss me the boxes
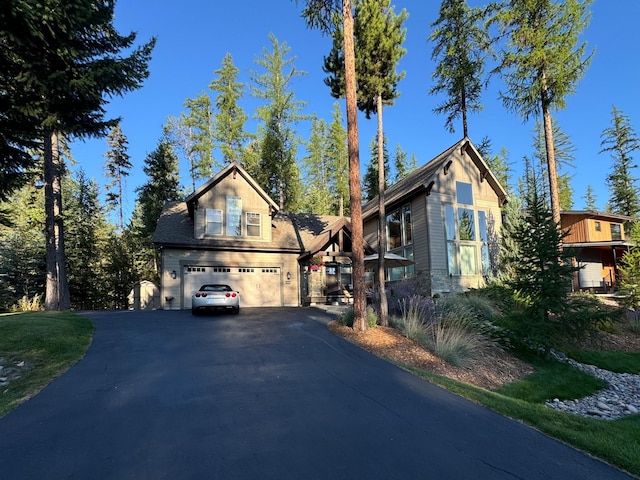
[495,351,607,403]
[401,364,640,477]
[0,311,94,417]
[564,350,640,374]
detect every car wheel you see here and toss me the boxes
[233,307,240,315]
[191,309,199,316]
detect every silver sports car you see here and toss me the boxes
[191,284,240,315]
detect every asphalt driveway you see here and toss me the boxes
[0,308,634,479]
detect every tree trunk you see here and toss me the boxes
[376,93,388,327]
[44,131,70,310]
[343,0,366,331]
[541,74,560,226]
[44,133,58,310]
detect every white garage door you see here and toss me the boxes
[183,265,282,308]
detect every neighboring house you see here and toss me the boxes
[153,138,508,309]
[152,162,369,310]
[362,138,508,296]
[561,210,633,292]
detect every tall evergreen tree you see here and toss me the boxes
[493,0,592,225]
[301,117,333,214]
[1,0,154,310]
[134,140,183,241]
[210,53,251,166]
[64,169,111,309]
[327,102,350,216]
[301,0,367,330]
[477,136,511,191]
[103,123,132,232]
[0,183,46,309]
[508,181,580,356]
[363,135,390,201]
[251,34,307,211]
[600,105,640,219]
[429,0,490,137]
[393,144,416,182]
[323,0,407,326]
[583,185,598,211]
[183,92,215,180]
[165,115,197,193]
[532,121,575,210]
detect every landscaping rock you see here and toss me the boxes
[546,350,640,420]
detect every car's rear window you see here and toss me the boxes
[201,285,231,292]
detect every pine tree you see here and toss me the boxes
[103,123,132,232]
[64,169,111,309]
[135,140,183,241]
[301,0,367,331]
[251,34,307,211]
[532,121,575,210]
[508,183,580,355]
[327,102,350,216]
[183,92,215,180]
[323,0,407,326]
[583,185,598,211]
[363,135,390,201]
[430,0,490,137]
[1,1,154,310]
[210,53,251,166]
[0,184,46,309]
[477,136,511,191]
[600,105,640,219]
[493,0,592,224]
[393,144,416,182]
[301,117,333,214]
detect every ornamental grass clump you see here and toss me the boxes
[394,295,434,343]
[422,296,496,368]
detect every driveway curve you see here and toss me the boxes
[0,308,634,479]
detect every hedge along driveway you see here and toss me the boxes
[0,308,634,479]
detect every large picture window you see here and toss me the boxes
[446,182,490,276]
[206,209,223,235]
[385,204,413,280]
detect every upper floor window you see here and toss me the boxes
[386,204,413,280]
[226,196,242,237]
[456,181,473,205]
[611,223,622,241]
[246,212,261,237]
[206,209,223,235]
[594,221,601,232]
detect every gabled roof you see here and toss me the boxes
[184,162,279,218]
[362,138,509,220]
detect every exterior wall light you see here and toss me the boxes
[171,270,177,279]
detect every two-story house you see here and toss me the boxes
[362,138,508,295]
[561,210,633,292]
[153,138,508,309]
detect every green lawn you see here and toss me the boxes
[402,351,640,478]
[0,311,94,417]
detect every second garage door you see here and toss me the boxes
[183,266,282,308]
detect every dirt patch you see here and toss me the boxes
[328,309,640,390]
[328,321,534,390]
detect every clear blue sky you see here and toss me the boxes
[69,0,640,224]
